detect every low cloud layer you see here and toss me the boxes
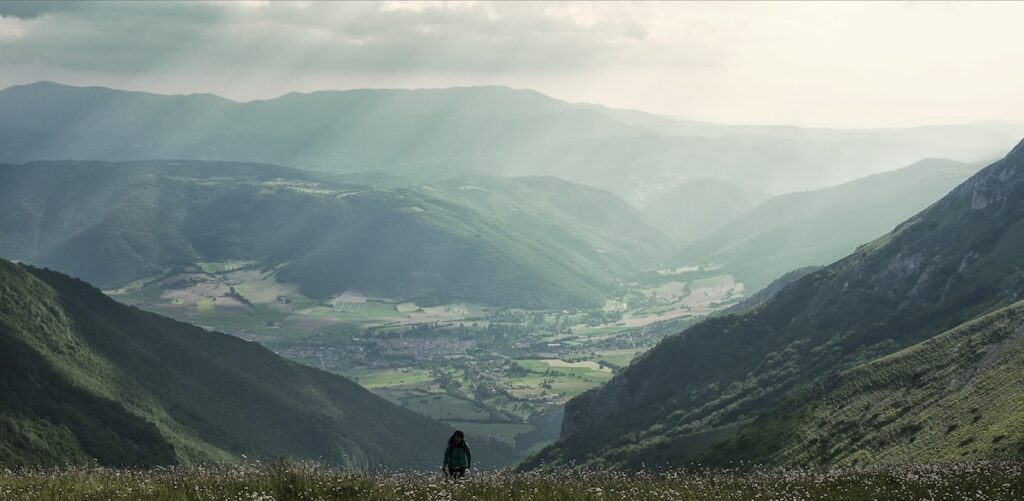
[1,1,1022,127]
[0,3,711,72]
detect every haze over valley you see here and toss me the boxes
[1,2,1024,498]
[1,81,1018,466]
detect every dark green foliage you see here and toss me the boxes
[527,140,1024,469]
[0,331,176,467]
[0,259,515,468]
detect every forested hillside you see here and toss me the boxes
[0,258,513,468]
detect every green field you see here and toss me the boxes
[445,421,535,446]
[689,275,734,289]
[570,324,626,337]
[340,368,434,388]
[402,393,492,421]
[196,298,215,313]
[595,349,641,368]
[511,359,614,400]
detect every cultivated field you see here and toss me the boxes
[104,261,739,459]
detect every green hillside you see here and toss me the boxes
[0,160,672,309]
[0,82,1014,203]
[524,139,1024,469]
[702,300,1024,466]
[641,178,767,242]
[424,175,675,273]
[676,158,984,290]
[0,258,513,468]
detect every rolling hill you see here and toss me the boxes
[0,160,672,309]
[0,81,1015,203]
[424,174,674,265]
[675,158,985,291]
[523,139,1024,469]
[0,258,513,468]
[641,178,767,242]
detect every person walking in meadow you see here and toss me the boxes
[443,430,472,480]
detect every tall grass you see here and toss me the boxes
[1,460,1022,500]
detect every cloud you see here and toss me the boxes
[0,1,76,19]
[1,1,1022,127]
[0,2,721,75]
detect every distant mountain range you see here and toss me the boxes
[524,139,1024,469]
[0,81,1016,203]
[0,258,513,468]
[0,160,672,308]
[675,158,985,291]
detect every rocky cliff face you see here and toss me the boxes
[528,139,1024,469]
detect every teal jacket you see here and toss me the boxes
[444,442,472,469]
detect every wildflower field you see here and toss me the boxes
[1,461,1023,501]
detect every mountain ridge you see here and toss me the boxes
[0,81,1015,203]
[675,157,985,291]
[524,138,1024,469]
[0,160,673,308]
[642,178,768,242]
[700,298,1024,466]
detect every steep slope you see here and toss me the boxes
[641,178,767,242]
[717,266,821,316]
[0,82,1015,203]
[702,300,1024,466]
[525,139,1024,469]
[677,158,984,291]
[0,258,513,468]
[0,160,670,308]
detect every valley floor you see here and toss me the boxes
[1,461,1021,500]
[106,261,736,459]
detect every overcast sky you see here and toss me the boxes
[1,1,1021,128]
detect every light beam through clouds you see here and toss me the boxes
[0,1,1021,127]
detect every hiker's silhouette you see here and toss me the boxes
[443,430,472,479]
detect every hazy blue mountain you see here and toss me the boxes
[970,120,1024,139]
[0,160,672,309]
[0,258,514,468]
[641,178,767,242]
[676,158,985,291]
[0,81,642,173]
[0,82,1016,203]
[523,139,1024,469]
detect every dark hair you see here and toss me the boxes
[448,430,465,446]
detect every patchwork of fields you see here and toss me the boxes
[108,261,739,457]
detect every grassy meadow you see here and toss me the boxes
[1,461,1022,500]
